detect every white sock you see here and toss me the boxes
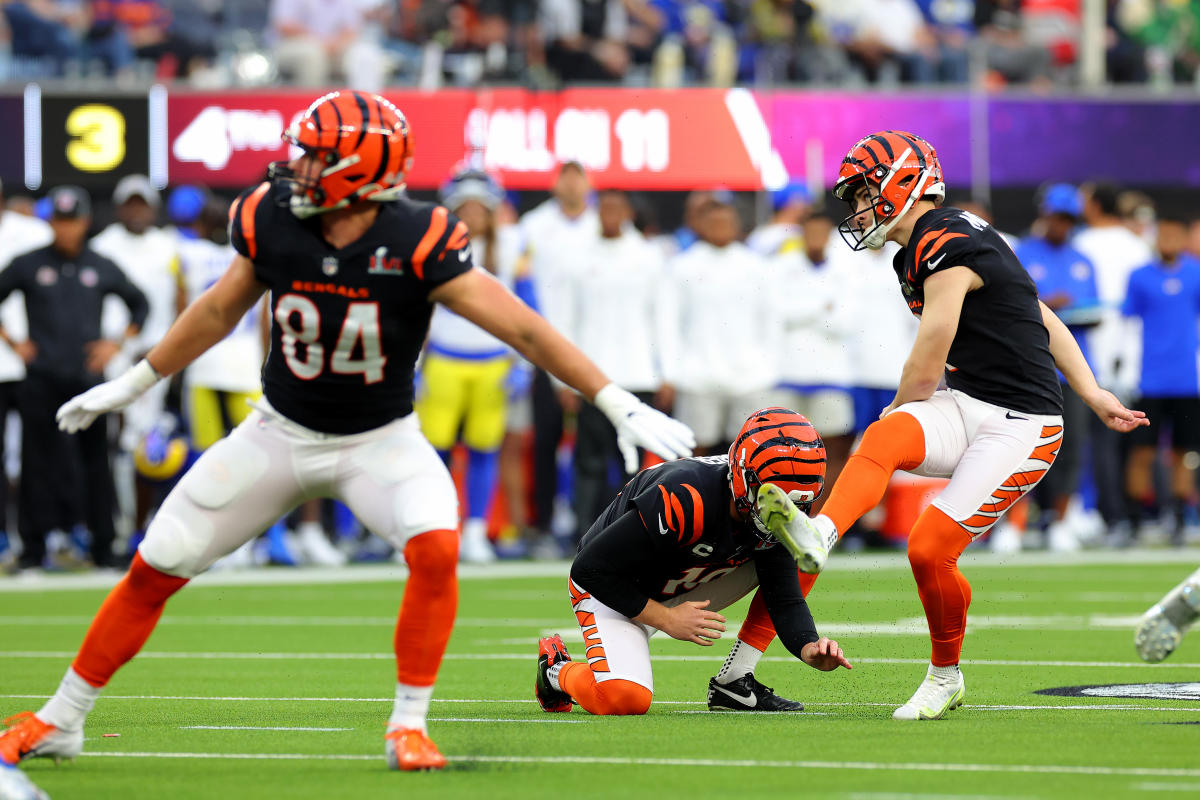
[388,683,434,732]
[715,639,763,684]
[929,664,960,682]
[546,660,567,692]
[37,668,100,732]
[296,521,324,538]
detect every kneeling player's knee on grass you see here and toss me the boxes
[594,680,652,716]
[404,529,459,579]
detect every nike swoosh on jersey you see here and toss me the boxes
[927,253,947,270]
[658,514,670,536]
[458,247,470,262]
[712,684,756,706]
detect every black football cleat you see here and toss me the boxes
[535,635,574,712]
[707,673,804,711]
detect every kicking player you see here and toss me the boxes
[764,130,1147,721]
[535,408,852,717]
[1135,566,1200,663]
[0,91,694,774]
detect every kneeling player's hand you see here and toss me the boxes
[801,637,853,671]
[57,359,162,434]
[663,600,726,646]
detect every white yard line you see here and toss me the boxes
[0,548,1191,593]
[74,751,1200,778]
[3,651,1199,669]
[3,694,1197,713]
[180,726,352,732]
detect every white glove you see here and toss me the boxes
[593,383,696,473]
[56,359,162,434]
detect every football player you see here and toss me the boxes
[535,408,852,717]
[1135,566,1200,663]
[0,91,694,773]
[762,131,1148,721]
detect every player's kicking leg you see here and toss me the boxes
[756,483,838,574]
[1136,566,1200,663]
[1,419,303,767]
[335,417,461,771]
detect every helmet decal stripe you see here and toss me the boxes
[366,95,391,190]
[892,131,928,169]
[352,91,370,148]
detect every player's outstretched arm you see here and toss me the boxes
[57,255,267,434]
[431,268,695,468]
[1038,300,1148,433]
[882,267,973,416]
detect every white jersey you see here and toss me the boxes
[846,242,918,389]
[0,211,53,381]
[177,232,264,393]
[558,229,670,392]
[1071,224,1153,388]
[426,227,522,358]
[91,223,180,352]
[746,222,802,258]
[518,199,598,332]
[771,245,857,387]
[661,240,781,394]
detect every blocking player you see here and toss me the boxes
[535,408,852,717]
[763,130,1147,721]
[0,91,694,774]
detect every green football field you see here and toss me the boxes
[2,550,1199,799]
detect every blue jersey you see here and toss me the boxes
[1122,256,1200,397]
[1016,236,1101,370]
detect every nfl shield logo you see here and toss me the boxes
[322,256,339,276]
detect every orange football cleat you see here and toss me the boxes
[0,712,83,765]
[384,727,447,771]
[535,634,573,712]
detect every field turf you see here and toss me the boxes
[2,549,1198,799]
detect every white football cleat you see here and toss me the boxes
[892,665,965,721]
[755,483,836,574]
[0,764,50,800]
[1135,568,1200,663]
[295,523,347,567]
[458,519,496,564]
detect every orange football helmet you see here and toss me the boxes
[833,130,944,251]
[728,408,826,542]
[270,90,413,217]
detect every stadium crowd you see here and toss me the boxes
[0,163,1197,573]
[1,0,1198,89]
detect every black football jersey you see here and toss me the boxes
[580,456,791,603]
[893,207,1063,415]
[229,182,473,433]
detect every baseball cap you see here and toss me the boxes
[48,185,92,219]
[1041,183,1082,218]
[770,180,812,212]
[167,185,208,225]
[113,174,161,208]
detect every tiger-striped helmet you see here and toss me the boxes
[270,90,413,218]
[833,130,944,251]
[728,408,826,542]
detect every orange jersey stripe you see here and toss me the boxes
[239,182,271,261]
[411,206,449,280]
[682,483,704,546]
[658,485,675,532]
[446,221,469,252]
[911,227,946,269]
[923,231,969,262]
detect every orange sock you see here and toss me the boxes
[822,411,926,537]
[395,529,458,686]
[72,553,189,688]
[734,573,819,648]
[907,506,974,666]
[557,663,651,715]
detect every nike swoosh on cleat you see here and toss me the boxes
[712,684,756,706]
